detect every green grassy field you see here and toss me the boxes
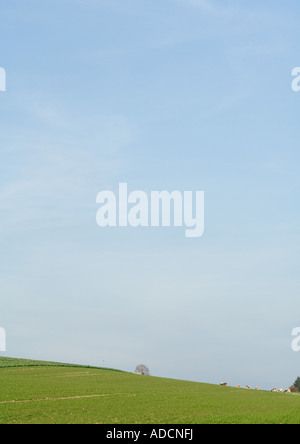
[1,357,300,424]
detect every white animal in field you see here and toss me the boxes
[271,388,277,392]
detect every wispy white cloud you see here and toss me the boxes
[0,93,136,235]
[181,0,214,11]
[174,0,291,23]
[173,0,228,15]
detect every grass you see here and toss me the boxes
[1,357,300,424]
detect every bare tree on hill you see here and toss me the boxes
[135,364,150,376]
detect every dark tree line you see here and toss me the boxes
[293,377,300,392]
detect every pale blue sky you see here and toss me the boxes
[1,0,300,390]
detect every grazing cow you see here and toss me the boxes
[271,388,277,392]
[284,389,291,393]
[220,382,228,387]
[278,389,283,393]
[236,385,240,389]
[245,385,250,390]
[255,387,259,391]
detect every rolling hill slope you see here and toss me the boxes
[0,357,300,424]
